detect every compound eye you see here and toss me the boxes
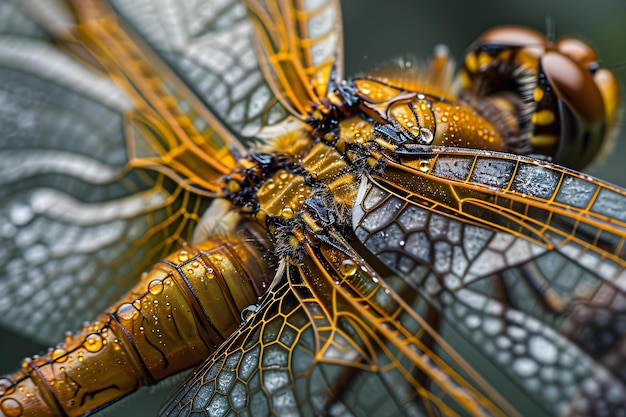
[541,51,605,125]
[593,68,621,128]
[555,37,598,71]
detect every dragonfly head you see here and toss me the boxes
[458,26,621,170]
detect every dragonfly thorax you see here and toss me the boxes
[227,131,360,230]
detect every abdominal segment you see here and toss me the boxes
[0,221,273,417]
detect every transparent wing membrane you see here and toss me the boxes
[108,0,295,139]
[162,228,525,417]
[352,148,626,415]
[244,0,343,119]
[0,0,227,341]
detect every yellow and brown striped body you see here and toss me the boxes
[458,26,621,169]
[0,221,273,417]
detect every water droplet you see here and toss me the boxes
[513,358,538,377]
[178,250,189,262]
[420,128,434,144]
[84,334,104,353]
[339,259,357,277]
[20,358,32,371]
[419,160,431,173]
[148,280,164,295]
[116,303,139,321]
[241,304,260,322]
[0,397,23,417]
[0,379,14,396]
[77,353,84,362]
[30,356,45,367]
[51,348,68,363]
[9,204,33,226]
[191,261,200,268]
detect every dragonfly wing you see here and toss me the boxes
[0,1,256,343]
[161,228,522,417]
[244,0,343,119]
[352,148,626,415]
[107,0,298,139]
[159,261,314,417]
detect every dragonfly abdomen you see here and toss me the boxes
[0,222,274,417]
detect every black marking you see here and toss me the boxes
[160,258,225,343]
[251,152,274,167]
[375,123,409,144]
[106,312,157,385]
[304,196,336,226]
[476,43,523,56]
[30,365,71,417]
[394,144,437,157]
[337,80,360,108]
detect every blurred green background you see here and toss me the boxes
[1,0,625,416]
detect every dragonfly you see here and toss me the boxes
[0,0,624,416]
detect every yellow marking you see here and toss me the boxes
[531,110,555,126]
[335,137,346,152]
[531,133,558,147]
[289,234,300,248]
[302,213,323,232]
[464,53,478,73]
[255,210,267,222]
[281,207,295,218]
[496,49,512,62]
[374,138,397,151]
[477,52,493,70]
[354,78,405,103]
[533,87,545,102]
[227,180,241,193]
